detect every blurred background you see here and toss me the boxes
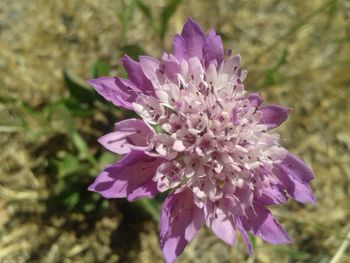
[1,0,350,262]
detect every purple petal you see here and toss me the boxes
[235,217,253,255]
[98,118,155,155]
[256,184,288,205]
[122,55,155,95]
[127,180,159,201]
[173,17,206,61]
[247,92,263,107]
[88,151,162,200]
[210,207,236,245]
[184,205,205,241]
[139,56,161,80]
[162,53,181,83]
[275,153,316,204]
[204,29,224,67]
[281,153,314,182]
[87,77,137,110]
[160,189,204,263]
[242,204,292,244]
[98,131,135,155]
[173,35,187,61]
[231,107,240,125]
[259,104,291,129]
[88,170,128,198]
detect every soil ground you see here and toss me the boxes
[1,0,350,262]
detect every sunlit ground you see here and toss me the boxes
[1,0,350,262]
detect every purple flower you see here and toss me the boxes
[88,18,316,263]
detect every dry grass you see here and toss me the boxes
[1,0,350,262]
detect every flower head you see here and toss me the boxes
[88,18,316,263]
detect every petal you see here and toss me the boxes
[242,204,292,244]
[173,35,187,61]
[219,54,241,76]
[256,184,288,205]
[87,77,137,110]
[275,154,316,204]
[188,57,205,80]
[160,189,204,263]
[173,17,206,61]
[88,151,162,200]
[259,104,291,129]
[127,180,158,201]
[139,56,161,79]
[247,92,263,107]
[185,206,205,241]
[204,29,224,67]
[122,55,155,95]
[231,107,240,125]
[98,131,135,155]
[98,118,155,155]
[235,217,253,255]
[280,153,314,182]
[88,170,128,198]
[153,161,182,192]
[162,53,181,83]
[161,236,186,263]
[210,207,236,245]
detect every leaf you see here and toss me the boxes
[54,154,89,178]
[62,98,95,117]
[19,102,53,138]
[92,60,111,78]
[260,48,288,87]
[152,124,164,133]
[136,198,161,223]
[64,192,80,211]
[63,70,97,105]
[98,152,119,169]
[249,233,257,249]
[274,247,311,261]
[275,48,288,69]
[119,44,146,60]
[48,102,76,133]
[71,132,96,165]
[137,0,154,28]
[117,0,138,38]
[0,126,22,133]
[160,0,183,40]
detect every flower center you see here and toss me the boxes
[134,57,287,207]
